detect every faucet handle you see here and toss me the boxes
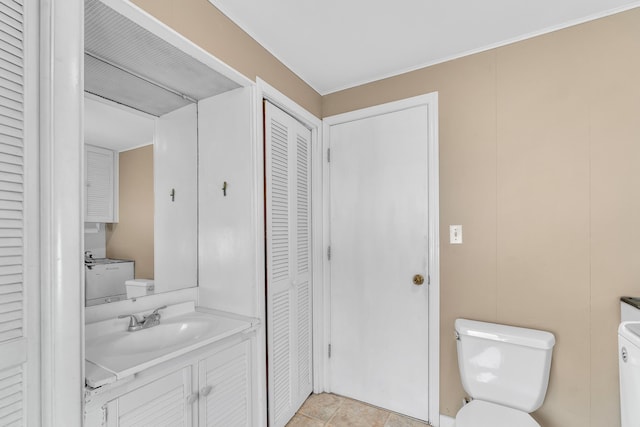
[151,305,167,315]
[118,314,141,331]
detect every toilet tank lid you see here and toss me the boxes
[456,318,555,350]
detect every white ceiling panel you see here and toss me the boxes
[209,0,640,94]
[84,96,155,152]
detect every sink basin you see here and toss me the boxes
[105,316,213,355]
[86,310,252,380]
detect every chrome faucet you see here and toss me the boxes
[118,305,167,332]
[142,305,167,329]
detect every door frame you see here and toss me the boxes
[254,78,324,411]
[322,92,440,426]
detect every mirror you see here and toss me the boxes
[83,94,201,306]
[84,95,157,306]
[83,0,242,306]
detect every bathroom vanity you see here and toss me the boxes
[81,0,263,425]
[84,303,259,426]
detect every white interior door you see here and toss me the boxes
[265,101,313,427]
[328,105,430,420]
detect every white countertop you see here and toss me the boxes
[85,302,259,389]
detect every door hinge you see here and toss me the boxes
[328,344,332,358]
[327,148,331,163]
[327,245,331,261]
[101,405,107,425]
[428,275,431,285]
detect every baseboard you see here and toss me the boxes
[439,414,455,427]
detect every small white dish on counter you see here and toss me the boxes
[85,302,258,386]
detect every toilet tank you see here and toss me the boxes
[455,319,556,413]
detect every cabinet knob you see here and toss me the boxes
[200,385,213,397]
[186,393,199,405]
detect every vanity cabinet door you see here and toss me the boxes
[198,340,252,427]
[105,367,194,427]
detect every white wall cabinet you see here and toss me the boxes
[85,144,119,223]
[86,338,253,427]
[197,88,255,316]
[155,104,198,294]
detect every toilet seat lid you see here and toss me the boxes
[455,400,540,427]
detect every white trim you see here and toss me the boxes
[257,78,322,129]
[211,0,640,95]
[118,142,154,153]
[40,0,85,425]
[427,93,441,427]
[84,92,158,121]
[323,2,640,95]
[322,92,440,426]
[320,120,332,392]
[250,83,267,427]
[245,84,263,427]
[254,78,323,421]
[99,0,253,89]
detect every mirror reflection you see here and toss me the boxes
[83,0,238,307]
[84,95,156,306]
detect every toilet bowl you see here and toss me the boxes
[454,319,555,427]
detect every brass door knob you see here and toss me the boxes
[413,274,425,285]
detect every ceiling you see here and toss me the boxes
[84,96,155,152]
[209,0,640,95]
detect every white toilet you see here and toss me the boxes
[454,318,556,427]
[125,279,155,298]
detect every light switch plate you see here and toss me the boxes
[450,225,462,244]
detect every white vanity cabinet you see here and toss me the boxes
[198,340,252,426]
[104,367,193,426]
[85,144,118,223]
[85,336,254,427]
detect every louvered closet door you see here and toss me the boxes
[0,0,37,425]
[265,101,312,427]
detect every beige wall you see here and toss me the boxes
[122,1,640,424]
[324,9,640,427]
[106,145,154,280]
[132,0,322,118]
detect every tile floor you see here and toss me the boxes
[286,393,431,427]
